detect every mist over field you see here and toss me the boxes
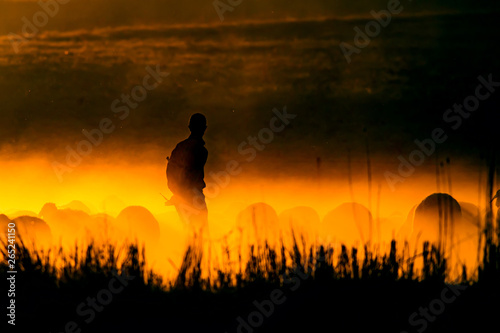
[0,0,499,250]
[1,5,500,331]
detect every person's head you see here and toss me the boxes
[188,113,207,137]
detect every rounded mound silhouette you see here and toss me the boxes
[279,206,320,245]
[322,202,373,245]
[413,193,462,243]
[116,206,161,244]
[236,202,279,245]
[412,193,479,275]
[0,214,52,246]
[60,200,92,215]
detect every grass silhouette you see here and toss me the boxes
[2,221,499,332]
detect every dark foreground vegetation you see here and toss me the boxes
[2,225,499,333]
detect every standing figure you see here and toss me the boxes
[166,113,208,237]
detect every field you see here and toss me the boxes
[2,224,500,332]
[1,9,500,333]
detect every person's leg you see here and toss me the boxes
[174,195,207,237]
[185,190,209,241]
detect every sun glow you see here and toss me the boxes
[0,151,494,281]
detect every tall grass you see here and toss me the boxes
[2,219,499,332]
[2,236,483,293]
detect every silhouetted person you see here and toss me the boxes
[166,113,208,235]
